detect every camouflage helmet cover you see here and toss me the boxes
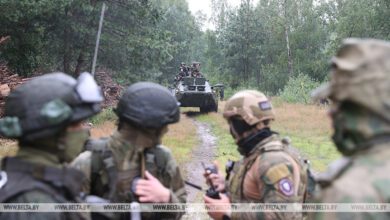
[223,90,275,126]
[312,38,390,121]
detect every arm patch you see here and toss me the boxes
[264,164,290,184]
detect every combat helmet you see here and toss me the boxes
[312,38,390,122]
[223,90,275,126]
[115,82,180,129]
[0,72,103,141]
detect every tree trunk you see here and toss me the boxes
[63,8,71,74]
[256,67,261,85]
[74,51,85,76]
[285,25,293,76]
[283,0,293,76]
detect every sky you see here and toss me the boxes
[187,0,242,17]
[186,0,258,30]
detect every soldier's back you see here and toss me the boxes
[313,143,390,220]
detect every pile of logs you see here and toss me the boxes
[0,63,122,116]
[0,63,32,116]
[95,70,123,108]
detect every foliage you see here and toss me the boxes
[0,0,388,93]
[279,73,321,104]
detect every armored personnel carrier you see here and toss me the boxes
[171,76,219,113]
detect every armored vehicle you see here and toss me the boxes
[171,76,219,113]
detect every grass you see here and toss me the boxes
[0,100,339,172]
[90,112,199,168]
[196,106,240,173]
[194,101,340,172]
[272,102,340,171]
[0,139,18,159]
[162,114,198,166]
[90,108,117,126]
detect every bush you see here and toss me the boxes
[279,73,321,104]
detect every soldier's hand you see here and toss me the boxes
[135,171,170,203]
[204,193,231,220]
[203,161,225,192]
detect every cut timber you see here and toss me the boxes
[0,36,10,45]
[0,84,10,97]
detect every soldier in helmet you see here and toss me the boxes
[180,62,188,76]
[310,39,390,220]
[191,62,203,78]
[204,90,310,220]
[0,72,103,220]
[77,82,186,219]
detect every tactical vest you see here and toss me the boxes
[85,138,173,202]
[0,157,87,220]
[227,137,314,203]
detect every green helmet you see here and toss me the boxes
[115,82,180,129]
[0,72,103,141]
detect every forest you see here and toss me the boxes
[0,0,388,100]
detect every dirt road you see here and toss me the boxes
[182,119,217,220]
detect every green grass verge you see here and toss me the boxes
[196,113,240,172]
[90,108,117,125]
[163,132,198,167]
[162,115,199,167]
[196,112,339,172]
[275,130,339,171]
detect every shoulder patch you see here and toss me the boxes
[278,178,294,196]
[264,163,291,184]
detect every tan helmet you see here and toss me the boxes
[223,90,275,126]
[312,38,390,122]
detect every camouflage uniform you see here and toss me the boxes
[311,39,390,220]
[208,90,310,220]
[226,135,309,220]
[0,72,103,220]
[73,82,186,220]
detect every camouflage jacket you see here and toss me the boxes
[226,134,309,220]
[0,155,88,220]
[311,141,390,220]
[73,130,187,220]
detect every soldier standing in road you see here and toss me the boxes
[74,82,187,219]
[204,90,311,220]
[0,72,103,220]
[310,39,390,220]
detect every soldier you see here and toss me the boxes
[310,39,390,220]
[78,82,186,219]
[204,90,310,220]
[180,62,188,76]
[0,72,103,219]
[191,62,203,78]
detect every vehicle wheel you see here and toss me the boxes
[200,106,208,113]
[213,102,218,112]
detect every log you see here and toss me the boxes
[0,84,10,97]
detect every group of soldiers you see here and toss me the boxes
[0,37,388,220]
[175,62,203,81]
